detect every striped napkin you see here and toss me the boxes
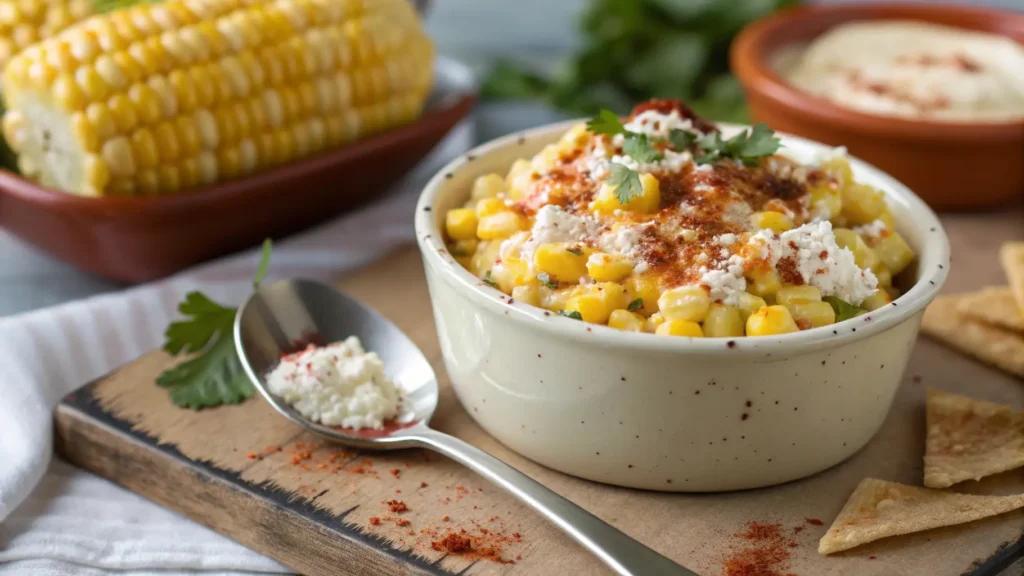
[0,120,471,575]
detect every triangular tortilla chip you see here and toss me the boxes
[924,389,1024,488]
[956,286,1024,333]
[819,478,1024,555]
[1002,242,1024,316]
[921,296,1024,378]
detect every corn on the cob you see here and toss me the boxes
[0,0,96,69]
[1,0,434,196]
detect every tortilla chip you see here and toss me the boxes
[921,296,1024,378]
[924,389,1024,488]
[818,478,1024,555]
[956,287,1024,333]
[1001,242,1024,317]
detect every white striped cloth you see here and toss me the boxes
[0,120,472,575]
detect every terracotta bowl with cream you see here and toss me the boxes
[731,3,1024,211]
[415,122,950,492]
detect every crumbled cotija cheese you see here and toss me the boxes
[520,205,603,261]
[749,221,878,304]
[598,223,652,273]
[623,109,703,139]
[700,255,748,306]
[266,337,400,430]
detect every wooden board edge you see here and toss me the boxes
[965,534,1024,576]
[54,382,465,576]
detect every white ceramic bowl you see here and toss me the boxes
[414,121,950,492]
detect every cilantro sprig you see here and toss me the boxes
[587,109,782,205]
[558,309,584,320]
[627,298,644,312]
[694,123,781,167]
[537,272,558,289]
[157,239,272,409]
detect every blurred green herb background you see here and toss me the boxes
[481,0,799,123]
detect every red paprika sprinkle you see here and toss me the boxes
[386,500,408,513]
[369,517,381,526]
[721,521,796,576]
[390,468,401,478]
[805,518,824,526]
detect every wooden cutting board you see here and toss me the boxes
[54,209,1024,576]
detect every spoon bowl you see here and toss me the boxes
[234,278,697,576]
[234,278,436,450]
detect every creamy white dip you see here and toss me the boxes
[776,20,1024,122]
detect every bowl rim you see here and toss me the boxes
[0,57,477,217]
[730,2,1024,142]
[414,119,951,357]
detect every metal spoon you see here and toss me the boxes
[234,278,696,576]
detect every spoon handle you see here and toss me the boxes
[407,428,697,576]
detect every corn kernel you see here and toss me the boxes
[450,238,478,258]
[734,292,768,323]
[477,211,525,240]
[872,232,915,275]
[872,263,892,288]
[534,242,588,282]
[624,275,660,316]
[592,172,660,215]
[492,257,532,292]
[809,180,842,219]
[776,285,822,307]
[861,289,892,311]
[790,301,835,328]
[475,197,506,218]
[656,319,704,337]
[644,312,665,333]
[703,304,744,337]
[750,211,793,233]
[658,285,711,323]
[820,156,853,189]
[608,309,645,332]
[565,283,626,324]
[505,158,532,200]
[746,305,799,336]
[841,183,887,225]
[834,229,880,270]
[471,173,504,200]
[747,269,782,300]
[511,284,541,307]
[587,253,633,282]
[471,241,500,275]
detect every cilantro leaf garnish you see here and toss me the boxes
[586,109,626,136]
[668,129,697,151]
[558,309,583,320]
[627,298,644,312]
[537,272,558,289]
[622,134,662,164]
[695,123,781,166]
[823,296,863,323]
[157,239,273,409]
[483,271,499,288]
[566,247,584,256]
[608,163,643,205]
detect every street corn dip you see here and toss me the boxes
[776,21,1024,123]
[444,100,918,338]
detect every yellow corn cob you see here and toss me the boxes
[1,0,434,196]
[0,0,97,69]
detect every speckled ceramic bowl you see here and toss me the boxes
[414,121,950,492]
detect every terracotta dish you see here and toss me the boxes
[731,3,1024,211]
[0,58,476,283]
